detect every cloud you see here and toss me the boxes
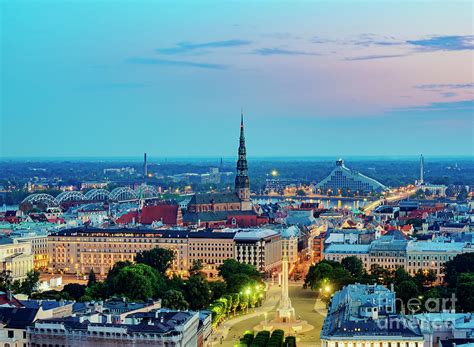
[397,99,474,112]
[407,35,474,51]
[311,36,334,44]
[253,48,319,56]
[157,39,251,54]
[416,83,474,91]
[344,54,409,61]
[127,57,227,70]
[351,33,402,47]
[441,92,457,98]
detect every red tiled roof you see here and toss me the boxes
[140,205,180,225]
[116,211,139,224]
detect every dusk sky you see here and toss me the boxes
[1,1,473,158]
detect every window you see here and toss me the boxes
[8,330,14,338]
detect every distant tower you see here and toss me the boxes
[235,111,252,211]
[143,153,148,182]
[420,154,424,185]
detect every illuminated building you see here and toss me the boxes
[187,231,235,279]
[316,158,386,195]
[48,228,189,276]
[0,236,34,281]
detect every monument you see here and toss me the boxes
[275,255,296,323]
[254,242,313,334]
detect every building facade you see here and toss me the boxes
[48,228,189,276]
[187,231,235,279]
[0,236,34,281]
[234,229,282,274]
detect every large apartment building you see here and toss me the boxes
[47,227,284,278]
[48,228,190,276]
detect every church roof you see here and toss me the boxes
[189,192,241,205]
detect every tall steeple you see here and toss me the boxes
[235,110,251,209]
[420,154,425,185]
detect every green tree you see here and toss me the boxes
[413,269,437,289]
[341,256,364,279]
[393,268,412,287]
[16,270,40,296]
[456,273,474,312]
[218,259,261,283]
[162,289,189,310]
[231,293,240,314]
[189,259,204,276]
[62,283,86,301]
[184,274,211,310]
[87,269,97,287]
[226,273,258,294]
[444,253,474,288]
[106,263,166,301]
[396,280,420,313]
[135,248,175,275]
[209,281,227,301]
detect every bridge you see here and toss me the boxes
[20,184,161,208]
[361,184,417,213]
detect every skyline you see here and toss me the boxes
[1,1,474,157]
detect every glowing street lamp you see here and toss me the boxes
[271,170,278,177]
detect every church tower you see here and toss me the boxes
[235,111,252,211]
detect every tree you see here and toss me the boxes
[231,293,240,314]
[135,248,175,275]
[444,253,474,288]
[14,270,40,296]
[396,280,420,313]
[456,273,474,312]
[393,268,412,287]
[162,289,189,310]
[304,260,354,294]
[218,259,261,283]
[183,274,211,310]
[62,283,86,301]
[413,269,437,289]
[106,263,166,301]
[166,274,185,291]
[189,259,204,276]
[87,269,97,287]
[341,256,364,280]
[209,281,227,301]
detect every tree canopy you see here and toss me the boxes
[135,247,175,275]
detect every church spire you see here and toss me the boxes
[235,110,251,206]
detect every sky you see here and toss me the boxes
[1,1,473,158]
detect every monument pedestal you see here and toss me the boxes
[254,256,314,334]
